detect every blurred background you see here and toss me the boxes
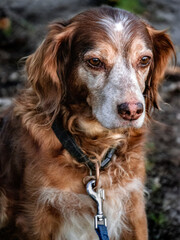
[0,0,179,239]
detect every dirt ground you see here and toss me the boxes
[0,0,179,239]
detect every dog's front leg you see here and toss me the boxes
[122,191,148,240]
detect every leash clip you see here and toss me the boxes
[86,180,107,229]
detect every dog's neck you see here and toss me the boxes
[14,100,146,163]
[58,106,147,164]
[57,109,147,187]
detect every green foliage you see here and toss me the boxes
[148,212,167,226]
[3,25,12,37]
[115,0,144,14]
[151,178,161,192]
[145,159,155,173]
[145,142,156,172]
[1,19,12,37]
[146,141,155,152]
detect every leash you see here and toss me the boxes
[52,116,115,240]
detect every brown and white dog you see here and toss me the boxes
[0,7,174,240]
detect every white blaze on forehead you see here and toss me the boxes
[98,18,124,44]
[114,22,124,32]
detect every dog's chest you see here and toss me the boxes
[55,191,123,240]
[40,178,142,240]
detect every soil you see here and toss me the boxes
[0,0,179,240]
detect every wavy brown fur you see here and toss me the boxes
[0,6,175,240]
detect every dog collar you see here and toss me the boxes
[52,117,116,172]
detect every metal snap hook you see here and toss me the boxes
[86,179,107,229]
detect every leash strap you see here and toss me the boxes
[96,225,109,240]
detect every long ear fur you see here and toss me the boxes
[25,22,74,117]
[144,26,175,115]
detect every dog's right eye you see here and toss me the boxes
[139,56,151,67]
[87,58,102,68]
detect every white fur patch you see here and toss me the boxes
[56,214,97,240]
[38,178,143,240]
[104,178,143,238]
[114,22,124,32]
[125,178,144,193]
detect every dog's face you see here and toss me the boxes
[26,7,174,130]
[78,32,152,129]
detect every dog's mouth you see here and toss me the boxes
[117,116,145,129]
[91,101,145,130]
[85,92,146,130]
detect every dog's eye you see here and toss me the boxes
[88,58,102,68]
[139,56,151,67]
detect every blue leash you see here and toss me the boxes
[86,180,110,240]
[96,225,109,240]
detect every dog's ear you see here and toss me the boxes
[26,22,74,116]
[144,25,175,115]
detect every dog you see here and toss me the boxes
[0,6,174,240]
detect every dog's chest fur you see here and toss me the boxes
[39,178,143,240]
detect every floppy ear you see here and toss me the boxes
[25,22,74,116]
[144,26,175,114]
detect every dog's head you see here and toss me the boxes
[26,7,174,129]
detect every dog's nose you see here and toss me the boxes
[117,102,143,121]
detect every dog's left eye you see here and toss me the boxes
[139,56,151,67]
[88,58,102,68]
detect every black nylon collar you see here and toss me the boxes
[52,117,116,171]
